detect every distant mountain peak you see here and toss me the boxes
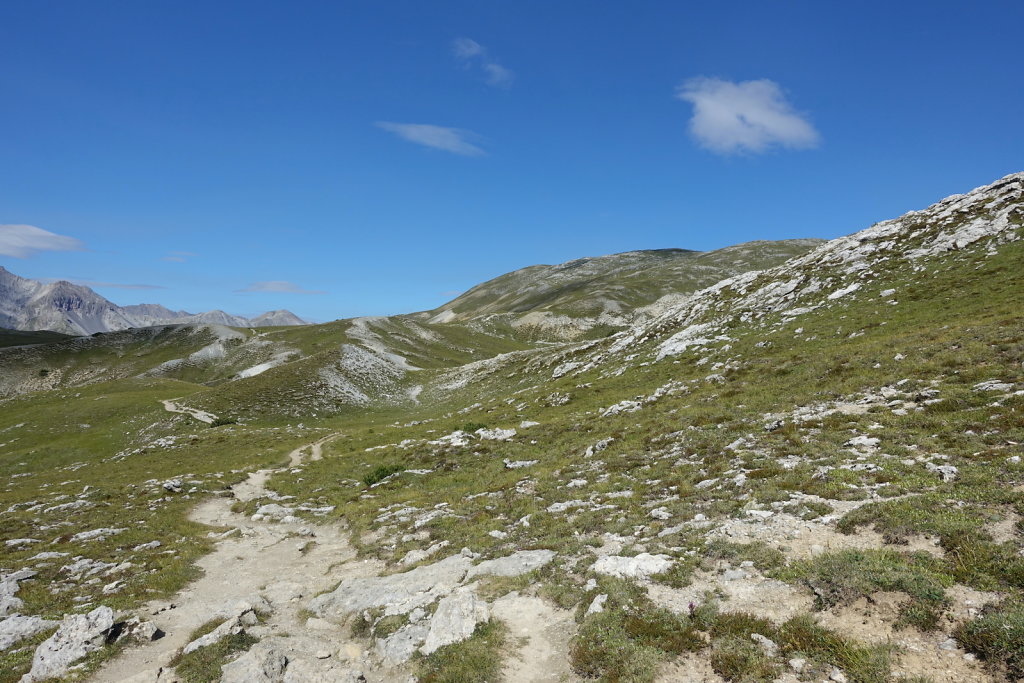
[0,268,306,335]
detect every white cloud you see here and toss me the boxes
[162,250,196,263]
[0,224,85,258]
[375,122,485,156]
[676,77,820,155]
[237,281,326,295]
[452,37,484,59]
[482,62,514,88]
[452,37,514,88]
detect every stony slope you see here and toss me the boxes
[418,239,822,337]
[0,173,1022,683]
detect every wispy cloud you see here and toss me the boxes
[39,277,164,290]
[237,281,327,295]
[162,250,197,263]
[77,280,165,290]
[0,224,85,258]
[453,37,514,88]
[676,77,820,155]
[375,122,485,156]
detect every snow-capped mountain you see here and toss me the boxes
[0,267,306,335]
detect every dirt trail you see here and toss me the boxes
[491,593,579,682]
[159,399,217,425]
[89,435,385,683]
[90,430,576,682]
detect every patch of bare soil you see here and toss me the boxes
[491,592,580,683]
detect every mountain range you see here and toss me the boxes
[0,266,305,335]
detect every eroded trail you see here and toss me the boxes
[90,436,385,683]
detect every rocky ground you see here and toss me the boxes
[2,173,1023,682]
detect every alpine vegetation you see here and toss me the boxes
[1,173,1023,682]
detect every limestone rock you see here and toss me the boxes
[375,622,429,665]
[586,594,608,616]
[116,616,163,643]
[0,569,36,618]
[466,550,556,579]
[309,554,471,619]
[420,589,489,655]
[220,641,288,683]
[182,611,251,655]
[21,606,114,683]
[475,427,516,441]
[592,553,672,579]
[0,615,56,651]
[751,632,779,657]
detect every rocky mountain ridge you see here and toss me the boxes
[0,266,306,335]
[420,239,823,337]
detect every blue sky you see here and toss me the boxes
[2,1,1022,321]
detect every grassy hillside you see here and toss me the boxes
[0,175,1021,682]
[420,239,823,329]
[0,329,74,349]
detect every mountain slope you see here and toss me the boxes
[1,173,1023,683]
[420,239,822,337]
[0,266,306,334]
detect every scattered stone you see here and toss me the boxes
[420,589,489,656]
[220,641,288,683]
[925,462,959,482]
[70,528,125,543]
[503,459,538,469]
[253,504,295,522]
[161,479,182,493]
[399,541,450,567]
[974,380,1014,392]
[649,507,672,520]
[519,421,540,428]
[132,541,162,551]
[182,609,255,655]
[750,633,779,657]
[546,499,588,513]
[429,430,471,448]
[0,569,36,617]
[116,617,163,643]
[592,553,672,579]
[21,606,114,682]
[602,400,641,417]
[844,435,880,449]
[789,658,806,673]
[586,594,608,616]
[829,668,848,683]
[309,554,471,619]
[466,550,557,579]
[0,615,56,651]
[584,438,615,458]
[376,623,429,665]
[475,427,516,441]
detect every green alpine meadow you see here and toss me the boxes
[1,172,1022,682]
